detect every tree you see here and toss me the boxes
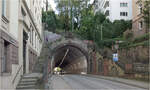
[42,10,57,32]
[55,0,90,31]
[112,20,132,38]
[138,0,150,28]
[143,0,150,28]
[46,0,48,11]
[76,5,95,40]
[42,10,47,23]
[75,9,132,48]
[43,0,132,48]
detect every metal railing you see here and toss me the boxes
[115,62,125,70]
[12,65,23,84]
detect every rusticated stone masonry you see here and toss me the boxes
[28,46,38,73]
[0,30,18,75]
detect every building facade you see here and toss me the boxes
[94,0,132,22]
[0,0,43,89]
[132,0,148,38]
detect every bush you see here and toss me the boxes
[133,33,150,43]
[123,30,133,41]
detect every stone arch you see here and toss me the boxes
[50,42,91,73]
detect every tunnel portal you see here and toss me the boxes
[50,42,89,74]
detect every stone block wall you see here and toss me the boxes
[0,30,18,74]
[28,46,38,73]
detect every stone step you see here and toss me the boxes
[16,85,36,89]
[22,76,38,79]
[18,81,37,86]
[16,73,42,89]
[23,73,42,78]
[20,78,37,82]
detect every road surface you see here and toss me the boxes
[48,75,147,90]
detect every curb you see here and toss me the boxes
[82,74,149,89]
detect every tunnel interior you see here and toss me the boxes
[52,45,88,74]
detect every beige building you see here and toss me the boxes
[132,0,148,38]
[0,0,43,89]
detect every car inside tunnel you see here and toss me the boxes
[51,45,88,74]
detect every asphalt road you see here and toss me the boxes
[49,75,147,90]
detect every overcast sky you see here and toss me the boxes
[49,0,94,14]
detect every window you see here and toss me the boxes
[104,1,109,8]
[120,12,128,16]
[139,21,143,30]
[138,4,142,14]
[21,7,26,17]
[105,10,109,16]
[35,33,37,49]
[2,41,9,73]
[32,29,33,45]
[30,25,32,43]
[2,0,7,16]
[120,3,128,7]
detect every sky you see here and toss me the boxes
[49,0,57,12]
[49,0,94,14]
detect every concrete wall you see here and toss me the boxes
[64,56,88,74]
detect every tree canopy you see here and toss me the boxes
[42,10,57,32]
[54,0,90,32]
[42,1,132,48]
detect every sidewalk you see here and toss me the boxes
[84,74,149,89]
[48,75,72,90]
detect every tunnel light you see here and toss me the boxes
[81,72,86,75]
[54,67,61,72]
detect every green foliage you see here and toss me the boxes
[143,0,150,27]
[123,30,133,41]
[138,0,150,28]
[43,0,133,49]
[42,10,47,23]
[133,32,150,43]
[119,33,150,49]
[42,10,57,32]
[74,7,132,48]
[78,6,95,40]
[128,40,149,48]
[112,20,132,38]
[55,0,90,32]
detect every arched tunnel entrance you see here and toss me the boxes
[50,43,89,74]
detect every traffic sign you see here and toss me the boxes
[113,53,118,62]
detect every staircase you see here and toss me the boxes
[115,62,125,70]
[108,60,125,76]
[16,73,42,89]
